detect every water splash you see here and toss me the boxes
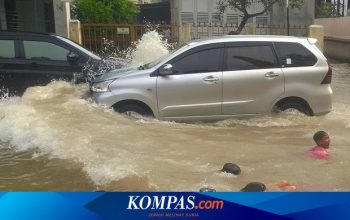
[0,86,10,100]
[0,81,143,186]
[129,30,171,67]
[83,30,172,81]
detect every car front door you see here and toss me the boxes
[222,42,284,115]
[157,46,223,119]
[0,38,25,96]
[20,39,82,89]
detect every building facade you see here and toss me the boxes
[171,0,315,27]
[0,0,70,37]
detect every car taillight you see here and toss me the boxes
[321,63,332,84]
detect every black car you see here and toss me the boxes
[0,31,124,96]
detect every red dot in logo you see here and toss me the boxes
[195,206,198,209]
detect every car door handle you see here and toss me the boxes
[264,72,279,78]
[203,76,219,83]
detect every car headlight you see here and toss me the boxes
[91,79,113,92]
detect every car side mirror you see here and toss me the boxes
[67,52,80,65]
[159,64,173,75]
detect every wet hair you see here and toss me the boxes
[199,187,216,192]
[221,163,241,175]
[313,131,328,144]
[240,182,266,192]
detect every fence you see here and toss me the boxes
[80,23,309,53]
[256,24,308,36]
[191,23,308,39]
[81,24,177,53]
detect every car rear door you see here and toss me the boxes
[222,42,284,115]
[157,44,224,118]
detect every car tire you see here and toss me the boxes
[278,102,312,116]
[115,104,150,117]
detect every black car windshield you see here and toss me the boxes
[55,35,101,60]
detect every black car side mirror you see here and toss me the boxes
[67,52,80,65]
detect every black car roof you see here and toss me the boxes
[0,30,57,37]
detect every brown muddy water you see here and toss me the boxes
[0,63,349,192]
[1,31,350,192]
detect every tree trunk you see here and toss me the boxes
[229,15,249,35]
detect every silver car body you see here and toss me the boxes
[91,35,332,121]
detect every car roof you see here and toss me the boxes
[188,35,310,46]
[0,30,57,37]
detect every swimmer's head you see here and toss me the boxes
[240,182,266,192]
[313,131,330,148]
[221,163,241,175]
[199,187,216,192]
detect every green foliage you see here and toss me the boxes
[108,0,140,23]
[316,2,337,18]
[72,0,140,23]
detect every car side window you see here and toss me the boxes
[23,41,69,61]
[274,42,317,67]
[225,45,277,71]
[171,48,221,74]
[0,40,15,58]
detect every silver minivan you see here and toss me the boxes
[90,35,332,121]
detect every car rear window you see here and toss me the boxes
[0,40,15,58]
[225,45,277,71]
[274,42,317,67]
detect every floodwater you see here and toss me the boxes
[0,34,350,191]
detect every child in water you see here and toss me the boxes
[274,180,297,192]
[309,131,330,159]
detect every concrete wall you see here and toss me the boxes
[53,0,70,37]
[271,1,314,26]
[315,17,350,37]
[324,37,350,62]
[69,19,81,44]
[315,17,350,62]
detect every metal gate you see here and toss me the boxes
[81,24,176,53]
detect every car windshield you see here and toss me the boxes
[55,35,101,60]
[138,43,190,70]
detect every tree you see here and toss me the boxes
[316,2,337,18]
[72,0,139,23]
[217,0,303,34]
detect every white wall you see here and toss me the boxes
[271,1,314,26]
[53,0,70,37]
[315,17,350,37]
[173,0,314,27]
[176,0,268,25]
